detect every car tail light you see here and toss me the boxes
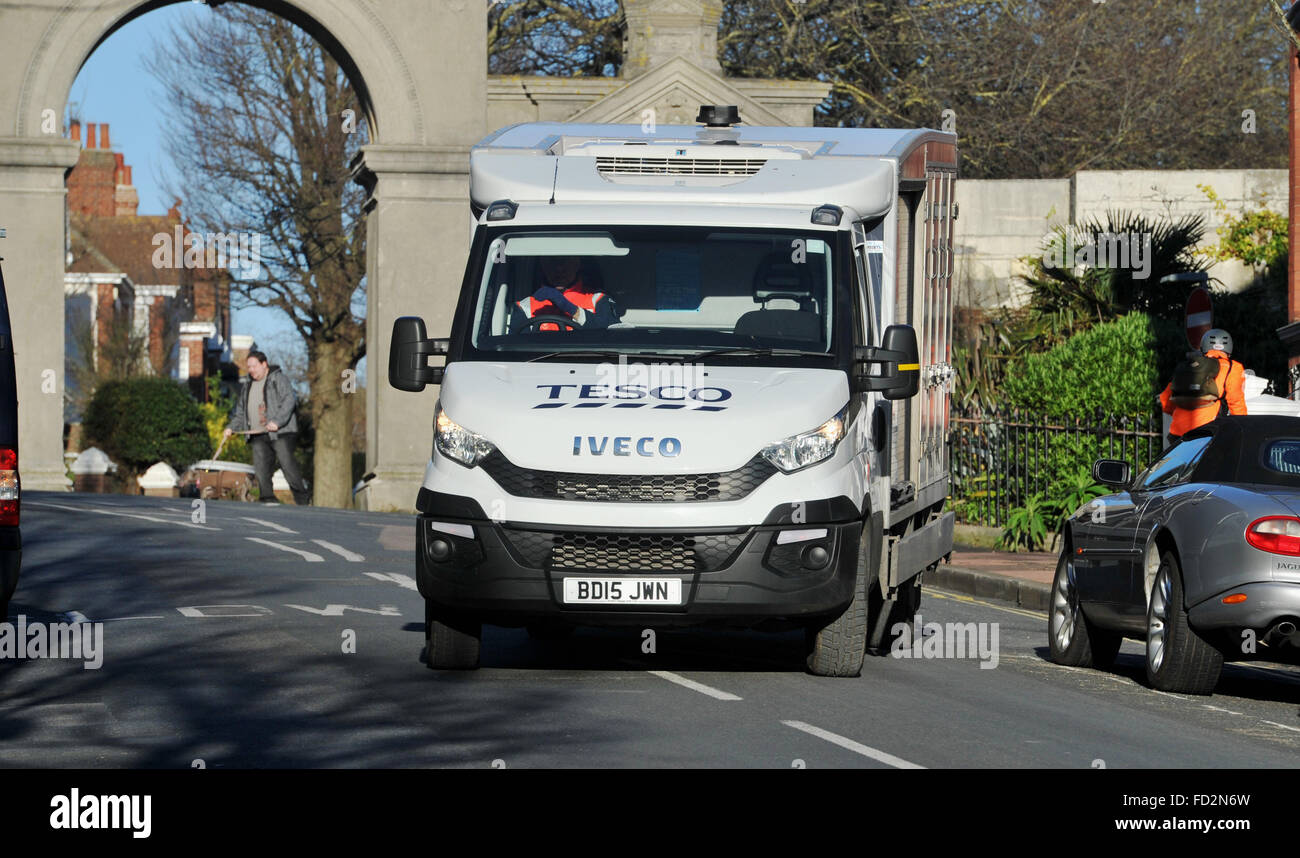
[0,447,16,527]
[1245,516,1300,556]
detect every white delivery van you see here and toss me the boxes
[389,106,957,676]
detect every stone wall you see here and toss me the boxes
[955,169,1288,308]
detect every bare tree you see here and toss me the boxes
[146,3,368,508]
[489,0,624,75]
[66,308,149,419]
[719,0,1287,178]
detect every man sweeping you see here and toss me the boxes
[224,350,310,505]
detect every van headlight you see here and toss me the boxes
[435,404,496,467]
[760,405,849,473]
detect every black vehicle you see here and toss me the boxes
[0,255,19,620]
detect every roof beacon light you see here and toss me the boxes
[696,105,740,128]
[485,199,518,222]
[811,204,843,226]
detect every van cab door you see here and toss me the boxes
[852,219,888,516]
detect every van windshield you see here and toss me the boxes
[465,226,841,358]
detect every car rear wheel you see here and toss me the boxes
[805,525,869,677]
[425,601,481,670]
[1145,550,1222,694]
[1048,551,1121,669]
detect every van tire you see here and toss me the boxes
[425,601,481,670]
[804,526,869,677]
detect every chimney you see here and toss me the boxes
[99,123,110,149]
[125,165,132,185]
[70,120,81,145]
[114,153,139,217]
[86,124,96,149]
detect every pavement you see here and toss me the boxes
[934,546,1056,613]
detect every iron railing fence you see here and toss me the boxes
[950,405,1164,528]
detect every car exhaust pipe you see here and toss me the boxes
[1263,619,1300,647]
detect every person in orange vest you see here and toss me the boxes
[1159,328,1247,446]
[511,256,618,332]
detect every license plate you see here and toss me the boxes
[562,577,683,605]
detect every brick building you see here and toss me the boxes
[63,120,244,423]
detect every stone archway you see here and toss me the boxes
[0,0,485,510]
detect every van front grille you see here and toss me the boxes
[501,529,747,572]
[480,452,776,502]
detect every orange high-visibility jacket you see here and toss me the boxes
[513,278,611,331]
[1159,349,1247,437]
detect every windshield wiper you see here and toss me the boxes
[688,346,830,360]
[525,350,684,363]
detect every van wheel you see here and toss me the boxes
[1146,551,1222,694]
[805,527,869,677]
[425,601,481,670]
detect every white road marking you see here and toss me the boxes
[364,572,418,590]
[100,616,166,622]
[246,537,323,562]
[1262,720,1300,734]
[646,670,742,701]
[1203,704,1245,716]
[283,603,401,616]
[781,720,926,769]
[312,539,364,562]
[26,501,220,531]
[241,516,297,534]
[177,605,273,618]
[59,611,91,624]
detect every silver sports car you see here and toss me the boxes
[1049,414,1300,695]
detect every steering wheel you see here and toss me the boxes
[520,311,578,333]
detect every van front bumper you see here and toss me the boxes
[413,495,862,629]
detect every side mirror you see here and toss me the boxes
[388,316,449,392]
[853,324,920,400]
[1092,459,1131,489]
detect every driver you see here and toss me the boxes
[511,256,618,332]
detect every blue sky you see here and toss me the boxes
[69,3,308,367]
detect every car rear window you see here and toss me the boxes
[1263,440,1300,475]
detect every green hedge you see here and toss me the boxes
[1002,313,1182,417]
[84,377,212,474]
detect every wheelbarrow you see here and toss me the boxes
[190,432,256,502]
